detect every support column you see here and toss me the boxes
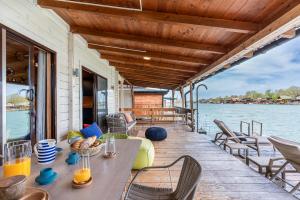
[180,86,185,108]
[189,82,195,132]
[119,79,124,111]
[171,90,175,108]
[131,84,135,108]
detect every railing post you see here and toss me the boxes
[189,82,195,132]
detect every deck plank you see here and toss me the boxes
[133,123,298,200]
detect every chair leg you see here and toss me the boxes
[246,157,250,166]
[290,181,300,194]
[256,145,260,156]
[270,161,289,181]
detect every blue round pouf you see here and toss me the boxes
[145,127,167,141]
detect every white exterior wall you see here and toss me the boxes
[0,0,119,140]
[123,90,133,108]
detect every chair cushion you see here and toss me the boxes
[83,124,91,128]
[145,127,167,141]
[124,113,134,123]
[128,136,155,170]
[67,131,84,144]
[80,122,103,138]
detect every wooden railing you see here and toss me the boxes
[174,107,195,130]
[122,107,186,124]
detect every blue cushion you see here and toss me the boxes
[80,122,102,138]
[145,127,167,141]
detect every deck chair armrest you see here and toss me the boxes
[268,157,285,167]
[226,136,257,140]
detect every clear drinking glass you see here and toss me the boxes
[73,152,91,184]
[104,129,116,157]
[3,140,32,177]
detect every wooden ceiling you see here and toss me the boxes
[38,0,300,89]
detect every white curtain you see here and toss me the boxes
[36,50,46,141]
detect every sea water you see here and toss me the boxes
[196,104,300,142]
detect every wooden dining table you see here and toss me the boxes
[2,139,141,200]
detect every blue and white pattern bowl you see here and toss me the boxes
[34,139,57,165]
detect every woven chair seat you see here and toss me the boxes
[126,184,173,200]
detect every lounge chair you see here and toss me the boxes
[124,155,202,200]
[214,119,262,156]
[268,136,300,194]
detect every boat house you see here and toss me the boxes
[1,1,300,199]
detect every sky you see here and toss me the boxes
[198,36,300,99]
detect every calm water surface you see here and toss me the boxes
[197,104,300,142]
[7,105,300,142]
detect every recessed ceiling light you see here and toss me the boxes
[143,56,151,60]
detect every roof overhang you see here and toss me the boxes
[38,0,300,90]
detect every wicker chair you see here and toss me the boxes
[106,113,136,134]
[124,155,202,200]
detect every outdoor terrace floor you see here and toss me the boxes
[132,123,298,200]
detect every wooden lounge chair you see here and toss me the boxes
[268,136,300,194]
[213,119,261,156]
[124,155,202,200]
[246,155,285,176]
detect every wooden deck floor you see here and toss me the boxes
[132,123,298,200]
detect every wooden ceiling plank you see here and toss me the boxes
[117,68,190,79]
[72,26,226,54]
[126,77,179,85]
[122,74,182,85]
[185,3,300,85]
[127,80,176,89]
[128,82,174,89]
[38,0,258,33]
[127,79,176,87]
[104,55,201,73]
[114,63,194,77]
[119,71,185,82]
[89,44,210,65]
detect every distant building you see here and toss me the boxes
[277,95,293,104]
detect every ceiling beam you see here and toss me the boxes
[126,77,179,86]
[89,44,211,65]
[72,26,227,54]
[119,71,185,82]
[117,68,191,79]
[122,74,182,85]
[38,0,259,34]
[186,2,300,85]
[126,80,176,89]
[104,55,201,73]
[113,63,194,77]
[128,82,174,89]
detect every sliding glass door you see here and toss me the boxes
[6,35,35,141]
[0,26,56,158]
[95,75,108,131]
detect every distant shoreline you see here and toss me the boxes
[198,102,300,105]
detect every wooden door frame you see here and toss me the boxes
[0,24,57,148]
[0,28,7,160]
[81,66,108,128]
